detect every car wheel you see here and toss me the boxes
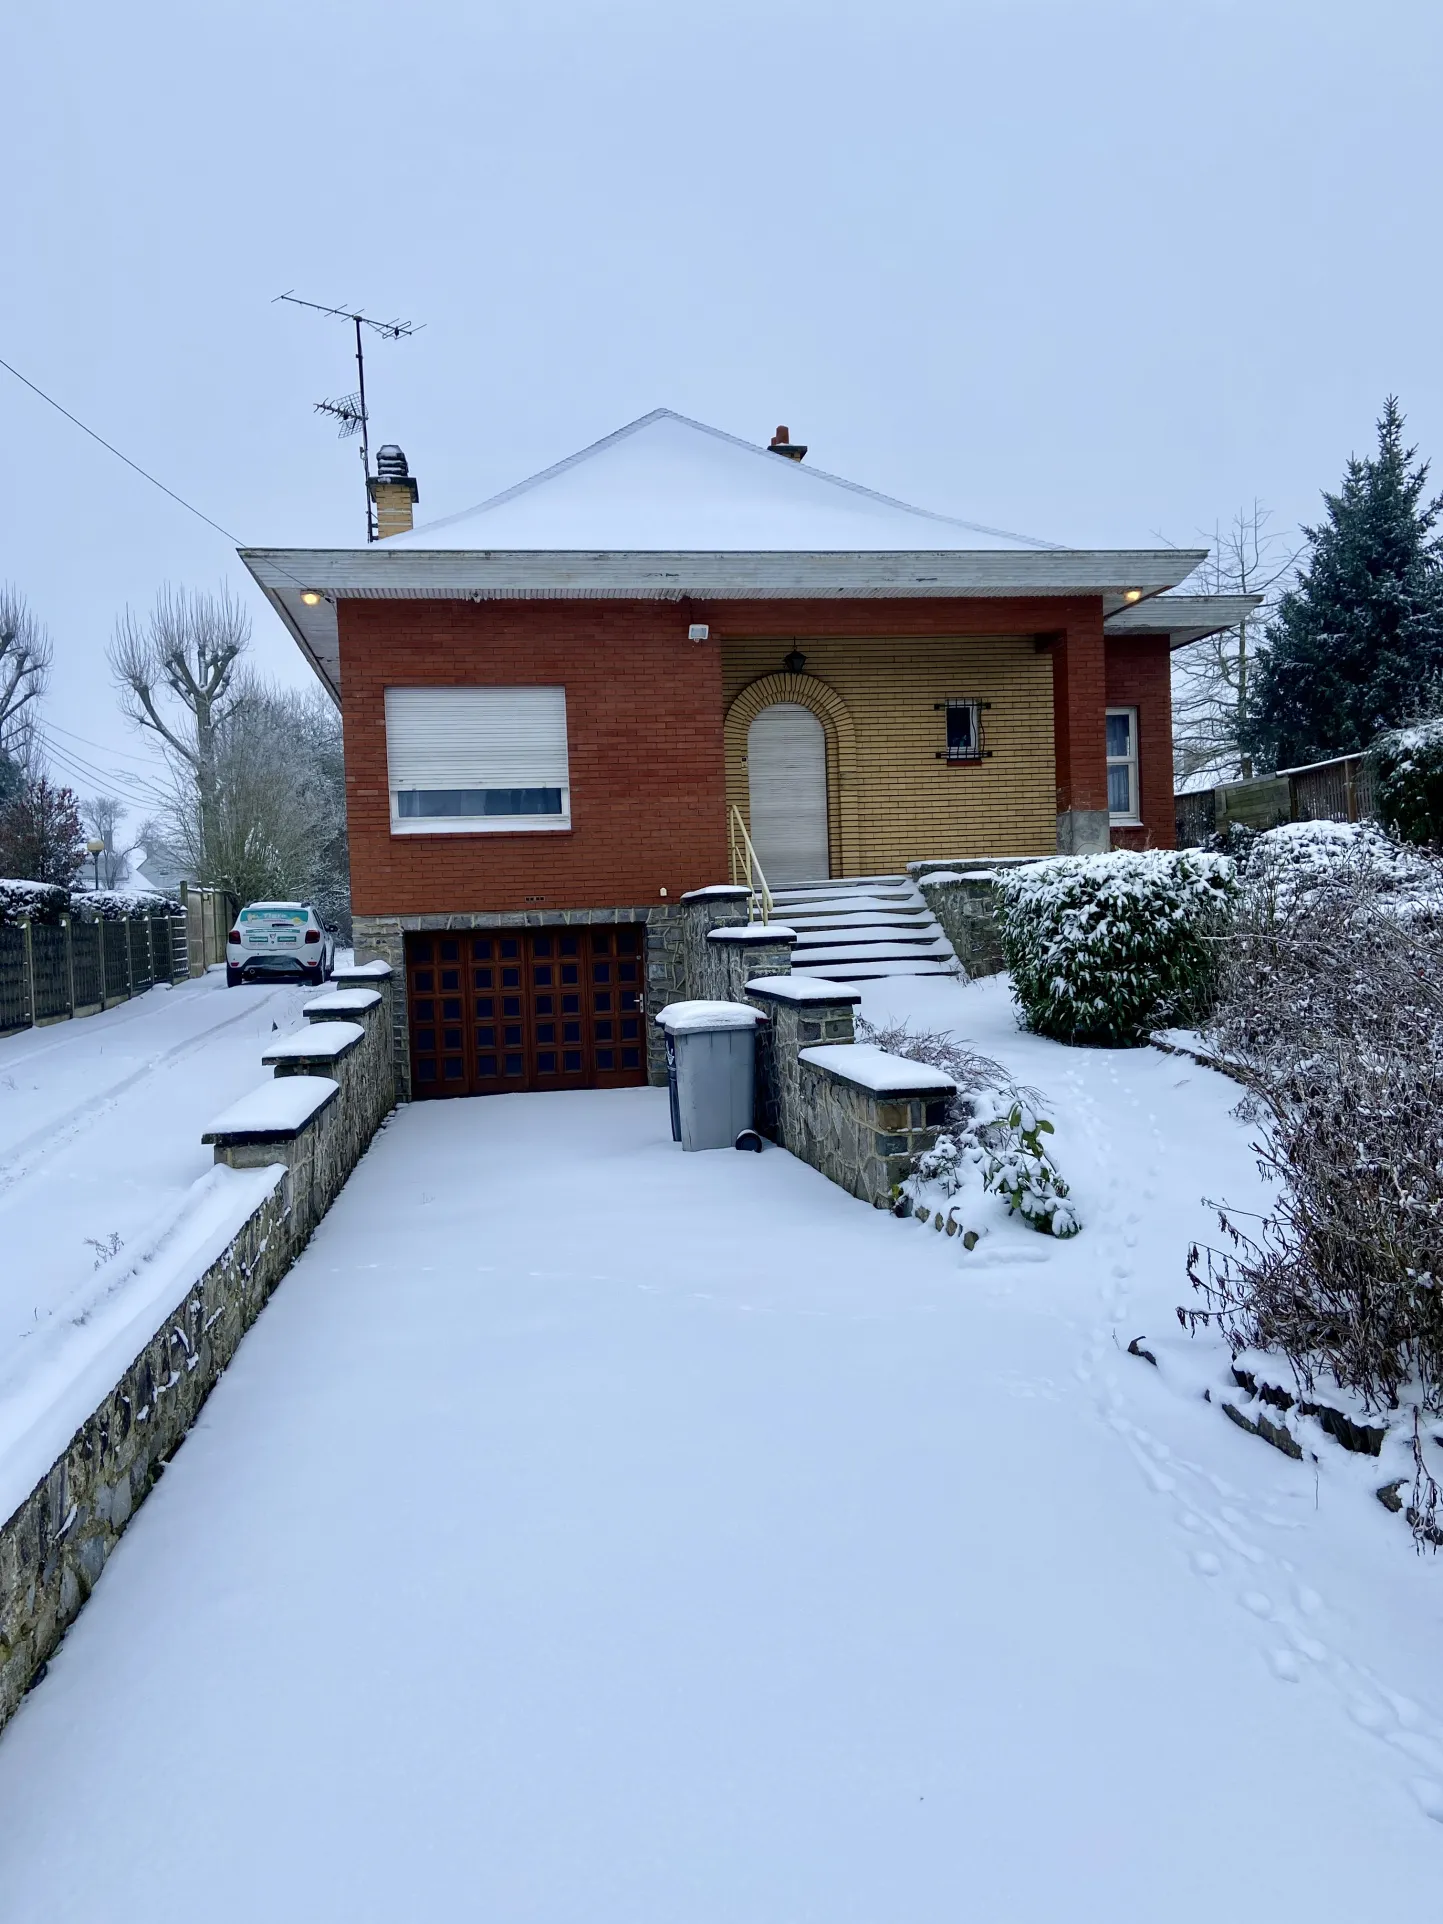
[226,965,242,987]
[303,964,325,987]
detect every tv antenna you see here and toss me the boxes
[275,292,423,540]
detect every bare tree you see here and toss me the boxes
[141,676,350,928]
[81,794,136,889]
[108,585,251,870]
[1172,504,1300,786]
[0,585,53,759]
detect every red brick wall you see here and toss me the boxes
[339,594,1111,914]
[340,600,728,916]
[1105,637,1175,849]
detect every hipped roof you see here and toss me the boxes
[240,408,1211,700]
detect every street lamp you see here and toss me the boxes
[86,838,104,891]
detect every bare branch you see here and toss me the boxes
[0,584,53,752]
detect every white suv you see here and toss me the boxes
[227,902,337,988]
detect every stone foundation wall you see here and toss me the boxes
[917,874,1006,978]
[0,974,400,1735]
[741,981,951,1206]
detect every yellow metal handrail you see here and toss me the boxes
[728,805,775,925]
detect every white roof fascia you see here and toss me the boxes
[1105,593,1263,651]
[241,547,1208,703]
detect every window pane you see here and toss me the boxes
[396,787,564,818]
[1108,764,1133,814]
[1106,712,1133,758]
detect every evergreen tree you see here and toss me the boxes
[1246,399,1443,769]
[0,776,85,885]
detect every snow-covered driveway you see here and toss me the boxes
[0,970,317,1485]
[0,977,1439,1917]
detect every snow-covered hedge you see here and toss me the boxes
[0,879,70,927]
[1243,819,1440,911]
[1371,717,1443,849]
[995,850,1238,1046]
[73,886,177,922]
[0,878,178,928]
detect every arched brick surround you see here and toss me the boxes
[724,673,861,879]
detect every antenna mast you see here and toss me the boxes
[275,292,423,541]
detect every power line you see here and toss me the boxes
[0,353,244,546]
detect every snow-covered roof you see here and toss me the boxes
[394,411,1061,556]
[240,408,1208,701]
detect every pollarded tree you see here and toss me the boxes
[1245,399,1443,770]
[108,585,251,876]
[0,585,53,761]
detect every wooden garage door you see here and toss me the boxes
[406,927,648,1098]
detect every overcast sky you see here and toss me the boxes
[3,0,1440,823]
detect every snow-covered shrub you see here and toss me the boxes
[861,1018,1079,1238]
[1371,717,1443,849]
[74,886,176,922]
[994,850,1238,1046]
[0,878,68,926]
[1188,833,1443,1422]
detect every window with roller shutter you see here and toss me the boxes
[384,686,571,833]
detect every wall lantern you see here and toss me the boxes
[783,648,807,675]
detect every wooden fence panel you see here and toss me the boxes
[0,928,28,1033]
[72,922,103,1010]
[30,924,71,1022]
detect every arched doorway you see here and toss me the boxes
[747,703,830,884]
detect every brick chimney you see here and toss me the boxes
[768,424,807,462]
[368,444,419,538]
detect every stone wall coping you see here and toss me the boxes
[202,1075,339,1144]
[706,922,797,943]
[331,959,392,980]
[262,1021,365,1065]
[745,975,862,1006]
[798,1043,956,1097]
[680,884,751,902]
[919,870,996,886]
[656,999,765,1033]
[303,988,382,1018]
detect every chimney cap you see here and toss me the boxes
[768,424,807,462]
[375,443,410,479]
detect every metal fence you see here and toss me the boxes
[0,913,190,1038]
[1176,752,1381,848]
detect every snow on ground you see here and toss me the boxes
[0,972,1441,1917]
[0,968,318,1514]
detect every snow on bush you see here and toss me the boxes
[1370,717,1443,849]
[858,1018,1079,1239]
[1187,831,1443,1534]
[994,850,1238,1047]
[0,879,178,927]
[74,886,176,922]
[0,878,69,926]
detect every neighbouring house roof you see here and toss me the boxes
[239,408,1211,700]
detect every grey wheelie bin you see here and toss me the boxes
[655,1001,763,1151]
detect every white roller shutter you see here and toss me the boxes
[747,703,829,885]
[385,686,570,830]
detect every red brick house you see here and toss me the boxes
[242,410,1250,1097]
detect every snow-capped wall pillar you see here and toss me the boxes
[702,921,796,1001]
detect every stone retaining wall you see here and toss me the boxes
[0,968,399,1735]
[917,873,1007,978]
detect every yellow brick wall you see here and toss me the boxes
[721,634,1056,875]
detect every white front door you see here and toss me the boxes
[746,703,830,885]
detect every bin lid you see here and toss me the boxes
[655,999,764,1033]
